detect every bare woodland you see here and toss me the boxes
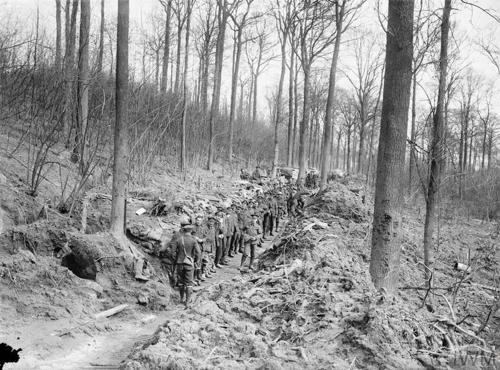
[0,0,499,368]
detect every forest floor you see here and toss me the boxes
[0,131,499,369]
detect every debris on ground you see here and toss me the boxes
[123,181,499,370]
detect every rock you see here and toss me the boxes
[0,173,7,185]
[137,293,149,305]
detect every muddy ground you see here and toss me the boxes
[0,136,499,369]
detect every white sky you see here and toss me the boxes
[2,0,500,119]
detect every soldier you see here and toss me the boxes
[158,229,179,287]
[239,213,262,271]
[170,218,200,307]
[227,204,240,257]
[214,209,226,268]
[203,216,218,277]
[262,197,272,239]
[268,194,279,237]
[192,215,208,282]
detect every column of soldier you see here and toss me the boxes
[159,187,296,308]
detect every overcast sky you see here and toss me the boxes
[2,0,500,119]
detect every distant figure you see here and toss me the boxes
[240,168,250,180]
[327,168,346,182]
[252,166,262,181]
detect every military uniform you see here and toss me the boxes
[240,217,261,270]
[172,228,200,306]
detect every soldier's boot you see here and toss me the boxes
[179,287,185,303]
[249,257,255,271]
[239,255,247,270]
[184,287,193,308]
[199,270,206,281]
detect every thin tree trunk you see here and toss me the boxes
[73,0,90,170]
[252,74,258,128]
[207,3,228,170]
[161,0,172,93]
[292,62,299,166]
[272,32,288,177]
[319,0,344,189]
[335,131,341,169]
[180,0,192,172]
[96,0,104,73]
[228,28,243,164]
[287,42,294,167]
[346,129,351,173]
[370,0,414,292]
[408,71,417,192]
[111,0,130,236]
[297,64,311,184]
[422,0,451,287]
[62,0,78,146]
[55,0,62,70]
[175,20,183,94]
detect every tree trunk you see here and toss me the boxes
[74,0,90,170]
[358,116,366,173]
[408,70,417,192]
[297,64,311,184]
[207,3,228,170]
[228,28,243,164]
[180,0,192,172]
[287,43,294,167]
[62,0,79,146]
[55,0,62,70]
[96,0,104,73]
[292,62,299,166]
[272,32,288,178]
[319,1,344,189]
[422,0,451,286]
[346,128,351,173]
[161,0,172,93]
[252,73,258,128]
[111,0,130,236]
[174,20,183,95]
[335,131,341,169]
[370,0,414,293]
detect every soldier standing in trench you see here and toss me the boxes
[239,212,262,271]
[171,218,200,308]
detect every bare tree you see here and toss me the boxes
[370,0,414,292]
[72,0,90,170]
[246,21,275,129]
[344,32,382,176]
[207,0,235,170]
[111,0,130,236]
[422,0,451,287]
[271,0,292,177]
[294,0,337,184]
[159,0,172,93]
[180,0,194,172]
[409,0,440,193]
[55,0,62,70]
[62,0,78,145]
[172,0,188,94]
[228,0,254,164]
[96,0,105,73]
[194,1,217,116]
[319,0,366,189]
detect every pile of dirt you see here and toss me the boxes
[122,219,429,369]
[123,184,498,370]
[305,182,370,223]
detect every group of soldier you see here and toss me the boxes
[158,187,291,308]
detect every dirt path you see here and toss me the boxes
[3,237,277,370]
